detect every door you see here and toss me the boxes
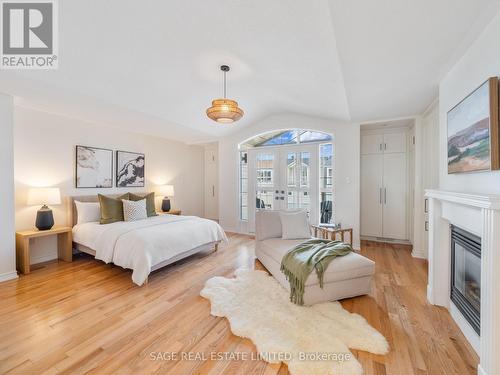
[281,146,318,220]
[361,154,383,237]
[247,148,280,232]
[204,146,218,220]
[382,153,407,239]
[383,132,407,153]
[247,144,319,232]
[361,134,384,155]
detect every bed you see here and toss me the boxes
[70,195,227,285]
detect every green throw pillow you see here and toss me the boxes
[98,193,130,224]
[129,192,157,217]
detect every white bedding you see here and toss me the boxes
[73,214,227,285]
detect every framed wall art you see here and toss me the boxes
[75,145,113,188]
[116,150,145,187]
[447,77,499,173]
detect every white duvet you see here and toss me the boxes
[73,215,227,285]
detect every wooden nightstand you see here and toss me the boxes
[15,226,73,274]
[157,210,181,215]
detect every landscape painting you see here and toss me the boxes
[116,151,145,187]
[447,78,499,174]
[76,146,113,188]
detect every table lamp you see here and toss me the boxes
[27,187,61,230]
[158,185,174,212]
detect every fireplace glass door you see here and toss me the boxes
[450,225,481,335]
[453,242,481,311]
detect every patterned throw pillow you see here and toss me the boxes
[129,192,157,217]
[122,198,148,222]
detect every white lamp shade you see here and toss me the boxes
[157,184,174,197]
[27,188,61,206]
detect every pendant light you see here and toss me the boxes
[206,65,244,123]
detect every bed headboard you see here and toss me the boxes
[69,193,150,227]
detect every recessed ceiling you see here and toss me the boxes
[0,0,499,143]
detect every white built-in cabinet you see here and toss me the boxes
[361,130,408,240]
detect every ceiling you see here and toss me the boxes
[1,0,499,143]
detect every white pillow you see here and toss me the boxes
[75,201,101,224]
[255,210,283,240]
[280,210,311,240]
[122,198,148,222]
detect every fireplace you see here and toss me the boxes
[450,225,481,335]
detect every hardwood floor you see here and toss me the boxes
[0,234,478,375]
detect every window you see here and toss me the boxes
[287,191,297,209]
[319,143,334,224]
[300,152,310,187]
[256,153,274,186]
[326,168,333,186]
[287,152,296,186]
[256,190,274,209]
[239,129,332,150]
[261,130,298,146]
[257,169,273,184]
[299,131,332,143]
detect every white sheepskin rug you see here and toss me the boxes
[200,269,389,375]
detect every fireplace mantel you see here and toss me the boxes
[425,189,500,375]
[426,189,500,210]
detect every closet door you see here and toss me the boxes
[383,132,406,153]
[361,154,383,237]
[361,134,384,155]
[382,153,407,239]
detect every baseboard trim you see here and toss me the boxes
[221,226,240,234]
[360,236,411,246]
[427,284,433,304]
[0,270,18,283]
[411,250,427,259]
[31,254,57,265]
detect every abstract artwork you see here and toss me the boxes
[116,151,145,187]
[447,77,499,174]
[75,146,113,188]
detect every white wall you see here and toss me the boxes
[14,106,204,264]
[439,11,500,193]
[0,94,17,282]
[422,102,440,190]
[218,112,361,249]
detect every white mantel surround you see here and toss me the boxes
[425,189,500,375]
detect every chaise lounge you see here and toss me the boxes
[255,210,375,305]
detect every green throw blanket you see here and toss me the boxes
[280,239,353,305]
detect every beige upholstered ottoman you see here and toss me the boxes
[255,210,375,306]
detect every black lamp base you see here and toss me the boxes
[161,198,171,212]
[35,205,54,230]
